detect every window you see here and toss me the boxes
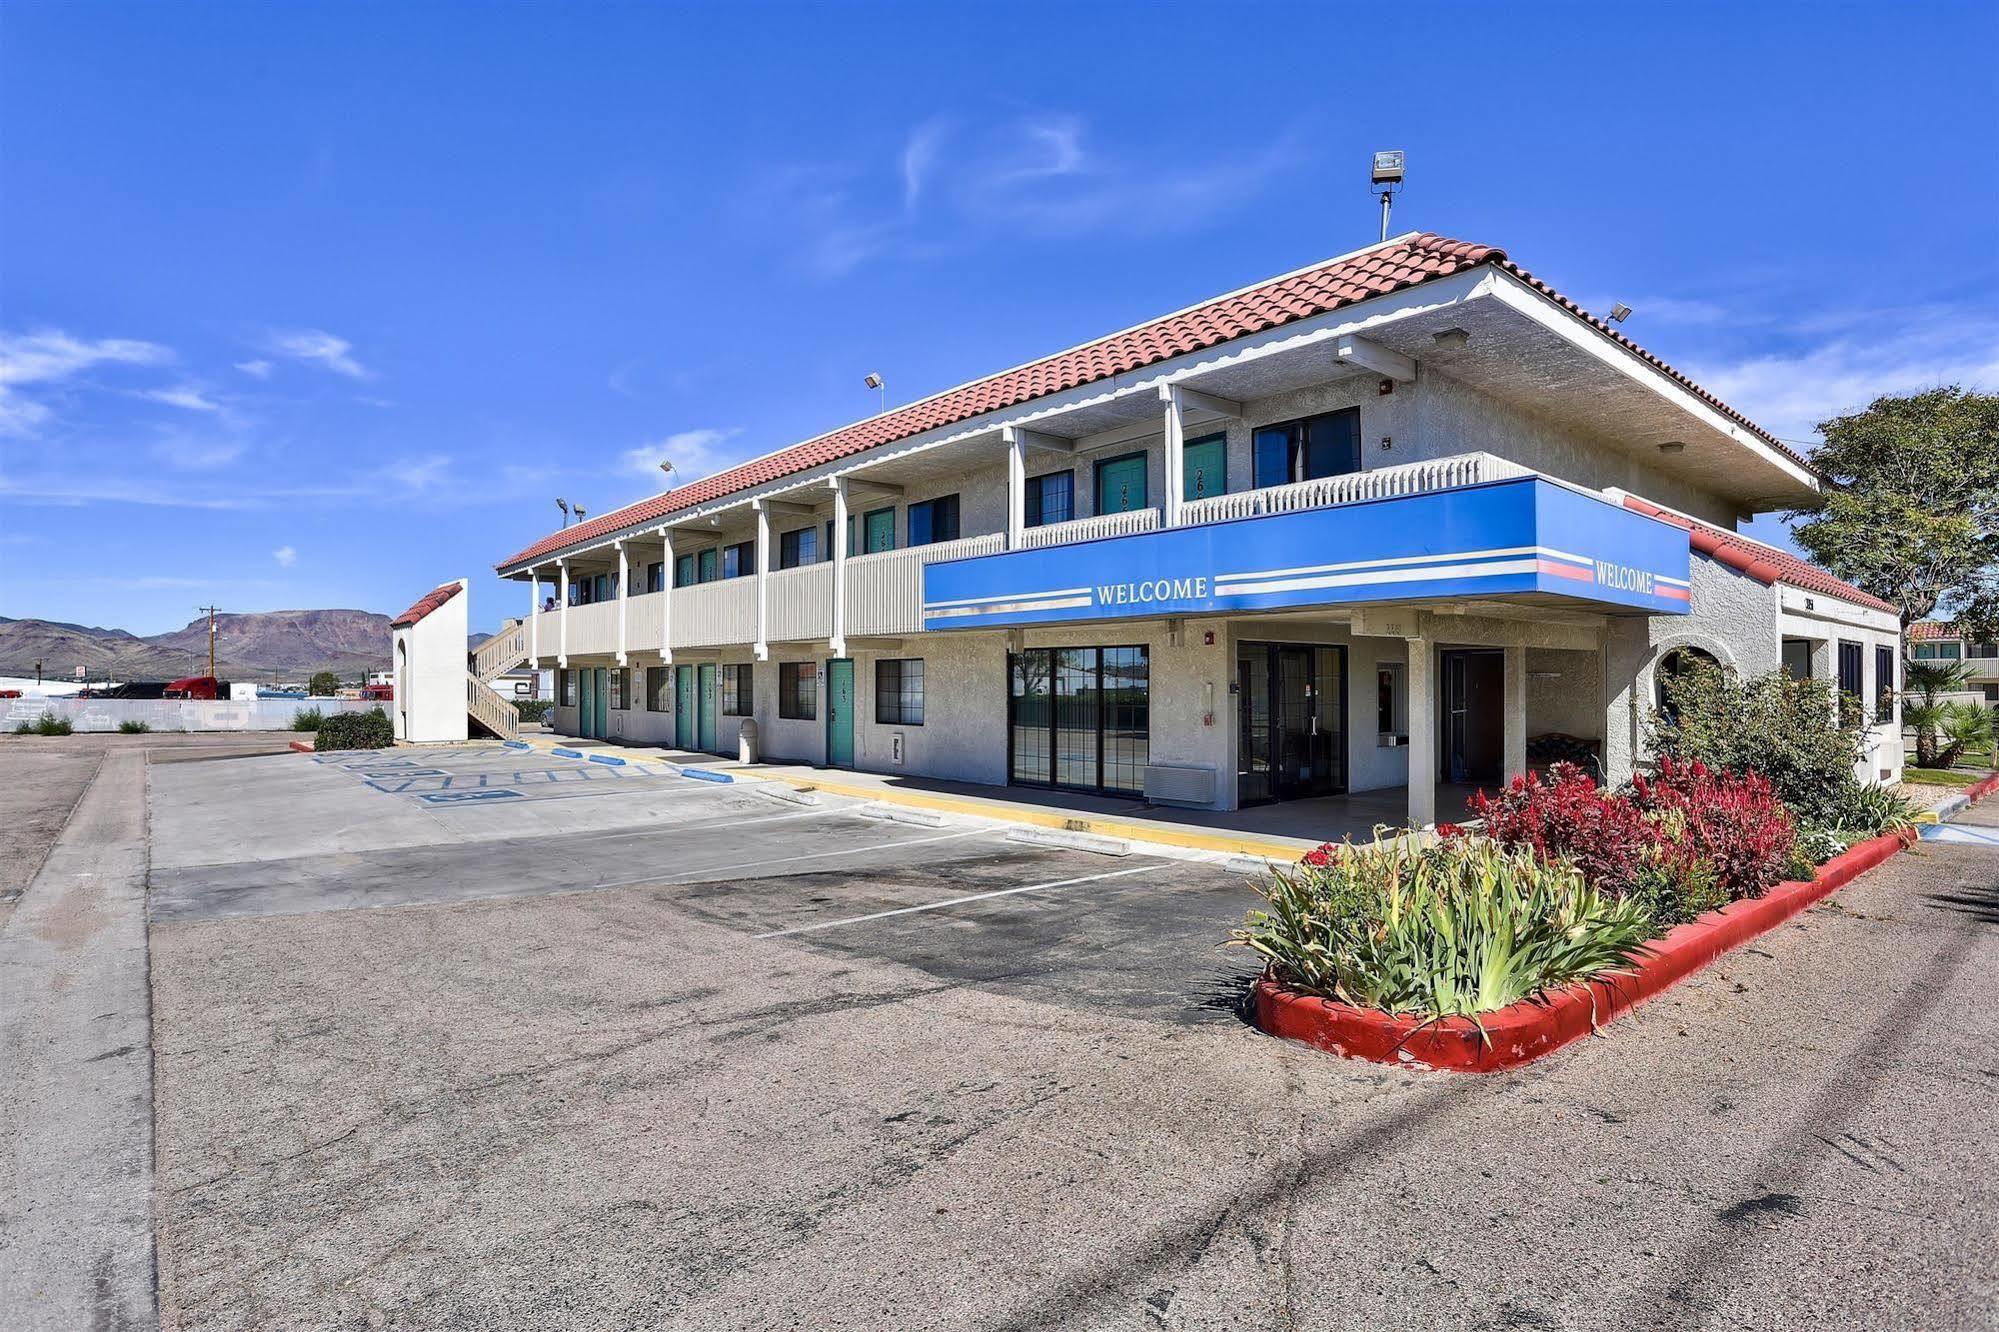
[1008,645,1149,795]
[1837,640,1863,704]
[875,658,924,725]
[1376,663,1407,741]
[558,669,576,707]
[1093,452,1148,515]
[722,540,756,579]
[1655,646,1721,722]
[646,666,670,712]
[1781,639,1813,680]
[647,562,665,593]
[861,507,896,553]
[722,663,754,716]
[779,662,817,719]
[1914,641,1961,660]
[1874,646,1895,724]
[1025,470,1074,528]
[779,527,819,569]
[1253,408,1360,488]
[610,668,628,711]
[907,494,960,546]
[674,553,697,587]
[1183,432,1226,501]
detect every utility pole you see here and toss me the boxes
[199,605,220,679]
[34,658,43,685]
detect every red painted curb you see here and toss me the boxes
[1966,772,1999,802]
[288,739,314,753]
[1254,826,1924,1073]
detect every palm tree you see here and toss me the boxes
[1939,699,1995,771]
[1903,657,1972,767]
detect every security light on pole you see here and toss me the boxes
[556,497,571,527]
[864,372,886,415]
[1370,151,1405,242]
[1606,303,1633,324]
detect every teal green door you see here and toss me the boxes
[578,668,596,738]
[591,669,610,739]
[675,665,696,749]
[861,508,895,553]
[1183,434,1226,501]
[1095,452,1148,514]
[826,659,855,768]
[697,664,719,752]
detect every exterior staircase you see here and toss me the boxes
[466,617,530,740]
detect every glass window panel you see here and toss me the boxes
[875,658,924,725]
[1253,426,1293,488]
[1027,471,1073,528]
[1010,650,1051,785]
[779,662,817,719]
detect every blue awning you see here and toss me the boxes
[921,476,1692,630]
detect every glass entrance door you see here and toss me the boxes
[1008,645,1150,795]
[1237,642,1346,804]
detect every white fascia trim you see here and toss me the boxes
[496,265,1491,574]
[1776,585,1902,635]
[1485,272,1821,499]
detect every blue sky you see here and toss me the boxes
[3,1,1995,636]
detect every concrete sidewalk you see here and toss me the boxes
[0,749,157,1331]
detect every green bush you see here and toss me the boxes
[515,698,553,724]
[15,710,75,737]
[1813,780,1919,838]
[314,707,393,752]
[1230,834,1655,1026]
[117,719,152,734]
[292,706,325,733]
[1650,662,1864,826]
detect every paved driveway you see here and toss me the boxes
[9,739,1996,1331]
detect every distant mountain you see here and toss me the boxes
[0,609,393,681]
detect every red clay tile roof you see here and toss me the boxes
[497,232,1815,572]
[391,581,463,628]
[1908,620,1955,641]
[1618,495,1897,615]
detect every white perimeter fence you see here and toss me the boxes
[4,697,386,733]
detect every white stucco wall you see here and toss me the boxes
[393,580,470,745]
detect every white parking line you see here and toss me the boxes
[754,862,1160,939]
[583,827,997,895]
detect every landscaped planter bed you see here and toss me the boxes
[1253,824,1929,1073]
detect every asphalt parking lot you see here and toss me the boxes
[5,736,1996,1331]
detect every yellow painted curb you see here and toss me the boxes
[765,774,1309,863]
[1913,810,1940,825]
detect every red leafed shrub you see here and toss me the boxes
[1629,757,1796,899]
[1452,762,1655,899]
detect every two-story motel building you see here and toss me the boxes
[494,232,1903,828]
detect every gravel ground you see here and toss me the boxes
[141,749,1999,1332]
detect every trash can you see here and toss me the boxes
[737,717,759,764]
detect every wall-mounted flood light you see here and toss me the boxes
[1370,150,1405,242]
[1607,302,1633,324]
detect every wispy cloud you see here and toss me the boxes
[753,113,1305,279]
[150,437,246,470]
[1690,308,1999,444]
[271,329,370,379]
[619,427,745,487]
[234,359,273,379]
[141,384,223,413]
[272,545,297,568]
[0,330,173,435]
[385,454,451,490]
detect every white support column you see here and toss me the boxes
[1405,635,1435,829]
[829,476,849,656]
[752,500,772,661]
[556,560,570,668]
[1809,637,1836,724]
[527,567,540,667]
[1503,644,1527,782]
[1159,385,1186,528]
[1004,426,1027,549]
[614,539,630,665]
[658,527,674,664]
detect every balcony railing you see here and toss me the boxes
[1018,507,1161,549]
[767,563,834,642]
[846,534,1005,636]
[1180,451,1531,525]
[540,450,1545,657]
[673,577,756,649]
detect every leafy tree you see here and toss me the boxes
[1789,386,1999,635]
[308,670,342,697]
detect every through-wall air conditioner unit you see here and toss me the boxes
[1143,764,1215,807]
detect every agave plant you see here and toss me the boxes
[1229,833,1656,1029]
